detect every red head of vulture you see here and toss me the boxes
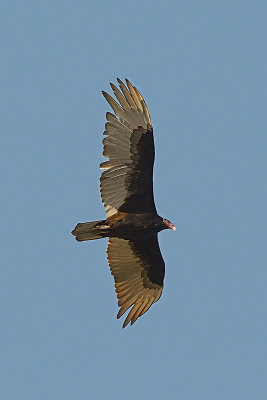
[72,78,175,328]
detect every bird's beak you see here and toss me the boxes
[164,219,176,231]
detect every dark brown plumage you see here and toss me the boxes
[72,78,175,328]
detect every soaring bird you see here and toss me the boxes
[72,78,175,328]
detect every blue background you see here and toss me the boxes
[1,1,266,399]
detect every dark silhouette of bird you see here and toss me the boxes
[72,78,175,328]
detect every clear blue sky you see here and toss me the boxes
[1,1,266,399]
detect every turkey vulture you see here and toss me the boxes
[72,78,175,328]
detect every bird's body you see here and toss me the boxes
[74,212,169,240]
[72,78,175,327]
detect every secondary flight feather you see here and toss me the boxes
[72,78,175,328]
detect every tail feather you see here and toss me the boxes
[72,220,106,241]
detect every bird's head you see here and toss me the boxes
[163,218,176,231]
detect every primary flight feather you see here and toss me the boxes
[72,78,175,328]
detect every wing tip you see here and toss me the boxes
[122,320,128,329]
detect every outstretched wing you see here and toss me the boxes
[100,78,157,218]
[107,236,165,328]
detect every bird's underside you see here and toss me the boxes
[72,78,175,328]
